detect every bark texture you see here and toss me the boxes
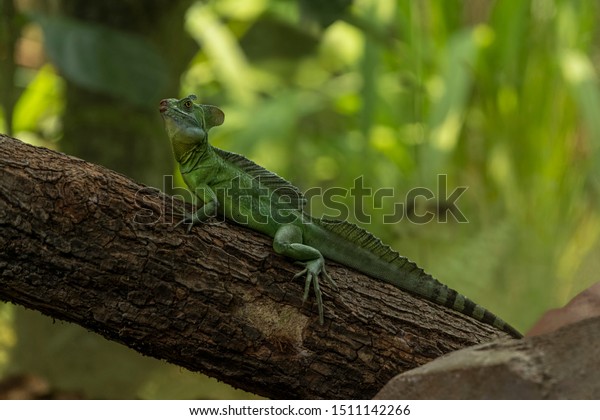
[0,134,512,399]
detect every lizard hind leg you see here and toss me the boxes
[273,224,338,325]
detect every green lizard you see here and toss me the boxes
[159,94,522,339]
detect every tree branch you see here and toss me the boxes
[0,134,510,399]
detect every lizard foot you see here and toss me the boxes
[173,211,201,233]
[293,257,339,325]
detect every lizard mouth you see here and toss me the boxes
[159,99,168,114]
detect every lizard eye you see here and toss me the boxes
[183,100,193,110]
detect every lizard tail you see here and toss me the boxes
[311,218,523,338]
[429,286,523,338]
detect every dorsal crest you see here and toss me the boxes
[214,148,306,208]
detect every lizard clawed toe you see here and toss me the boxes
[292,258,335,325]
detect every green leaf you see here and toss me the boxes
[12,64,64,134]
[33,14,168,107]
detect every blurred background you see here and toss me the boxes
[1,0,599,399]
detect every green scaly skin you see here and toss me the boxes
[159,94,523,339]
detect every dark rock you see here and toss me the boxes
[374,315,600,399]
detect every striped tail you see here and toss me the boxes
[428,284,523,338]
[311,218,523,338]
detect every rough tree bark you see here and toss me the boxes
[0,134,512,399]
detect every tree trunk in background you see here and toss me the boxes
[58,0,193,188]
[8,0,205,399]
[0,0,19,136]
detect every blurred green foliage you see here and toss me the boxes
[34,13,168,106]
[1,0,600,398]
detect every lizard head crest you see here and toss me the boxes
[159,95,225,162]
[159,94,224,132]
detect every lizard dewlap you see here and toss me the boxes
[159,94,522,339]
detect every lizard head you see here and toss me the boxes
[159,94,224,161]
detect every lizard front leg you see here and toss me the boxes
[176,183,219,233]
[273,224,338,325]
